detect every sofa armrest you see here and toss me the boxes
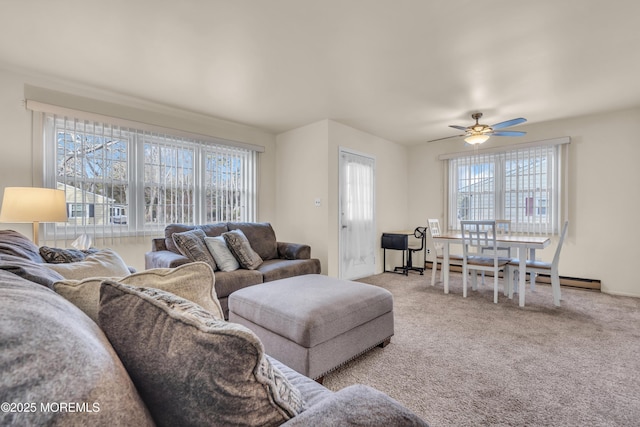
[145,250,191,269]
[277,242,311,260]
[151,237,168,252]
[281,384,427,426]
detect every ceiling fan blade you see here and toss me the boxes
[449,125,468,131]
[491,131,526,137]
[427,134,466,143]
[491,117,526,130]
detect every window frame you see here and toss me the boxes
[29,102,262,241]
[441,137,570,235]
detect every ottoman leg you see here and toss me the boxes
[379,337,392,348]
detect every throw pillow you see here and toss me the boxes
[39,246,99,264]
[45,249,131,280]
[227,222,278,260]
[99,281,305,427]
[172,228,217,271]
[54,262,224,322]
[223,229,263,270]
[204,236,240,272]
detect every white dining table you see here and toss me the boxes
[433,232,551,307]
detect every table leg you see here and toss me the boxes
[443,243,450,294]
[519,246,527,307]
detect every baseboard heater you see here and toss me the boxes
[424,261,601,291]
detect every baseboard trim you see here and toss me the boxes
[424,261,601,291]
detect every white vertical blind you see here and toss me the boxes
[445,138,569,234]
[39,111,257,242]
[202,145,255,223]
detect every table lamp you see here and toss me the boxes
[0,187,68,245]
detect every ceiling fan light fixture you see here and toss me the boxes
[427,112,526,144]
[464,133,490,144]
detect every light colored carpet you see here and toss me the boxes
[322,271,640,426]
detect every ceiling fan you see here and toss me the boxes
[428,112,527,144]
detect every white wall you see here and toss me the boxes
[408,107,640,297]
[276,119,409,277]
[275,121,330,273]
[0,66,277,271]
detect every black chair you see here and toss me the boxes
[406,227,426,275]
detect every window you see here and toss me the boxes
[38,110,258,239]
[68,203,94,219]
[445,138,569,234]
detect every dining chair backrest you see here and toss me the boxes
[484,219,511,257]
[427,218,443,251]
[460,220,509,304]
[461,220,497,256]
[427,219,441,237]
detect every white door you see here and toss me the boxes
[339,148,376,279]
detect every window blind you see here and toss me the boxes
[444,137,569,234]
[37,110,258,243]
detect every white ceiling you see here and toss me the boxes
[2,0,640,145]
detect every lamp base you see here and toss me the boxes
[32,221,40,246]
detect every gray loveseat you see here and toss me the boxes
[0,229,427,426]
[145,222,321,318]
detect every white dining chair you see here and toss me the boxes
[426,218,463,287]
[480,219,512,286]
[461,220,511,303]
[508,220,569,306]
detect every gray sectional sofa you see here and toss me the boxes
[145,222,321,318]
[0,229,428,426]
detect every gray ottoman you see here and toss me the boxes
[228,274,394,381]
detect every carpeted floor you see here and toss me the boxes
[322,271,640,426]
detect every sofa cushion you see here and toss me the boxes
[39,245,99,263]
[214,269,263,299]
[117,263,223,319]
[54,262,224,322]
[45,249,131,280]
[0,254,64,289]
[0,229,44,263]
[223,229,263,270]
[99,281,305,427]
[0,270,154,427]
[204,235,240,272]
[281,384,427,427]
[228,222,278,260]
[258,258,322,282]
[213,268,264,318]
[278,242,312,260]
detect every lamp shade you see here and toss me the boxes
[0,187,68,223]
